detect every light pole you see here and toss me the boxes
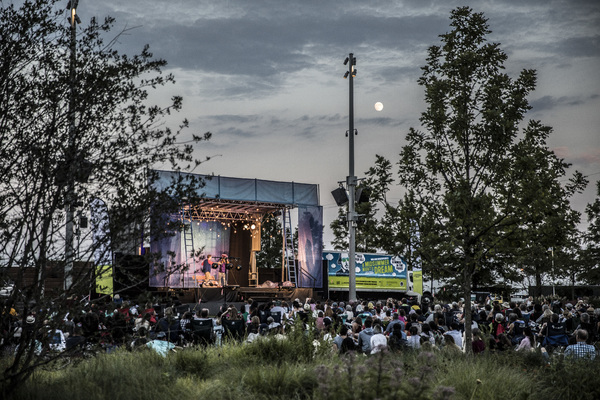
[343,53,357,302]
[64,0,80,291]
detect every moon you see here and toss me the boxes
[374,102,383,111]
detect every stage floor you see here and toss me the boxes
[176,286,314,304]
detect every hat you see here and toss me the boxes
[368,302,374,309]
[412,305,420,310]
[156,331,166,338]
[221,254,228,258]
[502,303,510,308]
[332,302,338,308]
[304,303,311,311]
[26,315,35,324]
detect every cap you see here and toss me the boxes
[304,303,311,311]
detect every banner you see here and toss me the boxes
[412,269,423,295]
[297,206,323,288]
[90,198,113,295]
[324,251,407,290]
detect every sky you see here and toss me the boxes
[78,0,600,247]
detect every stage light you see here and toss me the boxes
[226,263,234,270]
[250,223,256,230]
[236,265,242,271]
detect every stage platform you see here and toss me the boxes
[173,286,314,304]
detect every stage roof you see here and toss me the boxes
[152,170,320,222]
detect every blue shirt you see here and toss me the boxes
[564,342,596,360]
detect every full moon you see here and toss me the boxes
[374,102,383,111]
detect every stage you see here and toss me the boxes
[173,286,315,304]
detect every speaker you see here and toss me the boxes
[331,187,348,206]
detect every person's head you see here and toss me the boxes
[364,317,373,328]
[373,325,383,334]
[207,254,212,260]
[393,323,402,334]
[495,313,504,323]
[576,329,589,342]
[201,308,209,318]
[551,313,559,323]
[409,325,418,336]
[472,327,482,339]
[580,312,590,324]
[251,315,260,326]
[508,313,517,323]
[339,325,349,336]
[450,322,459,331]
[443,334,455,345]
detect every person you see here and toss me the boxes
[471,327,485,354]
[564,329,596,360]
[370,325,388,354]
[202,254,213,277]
[516,327,535,352]
[146,331,176,357]
[357,317,374,354]
[217,254,228,286]
[443,334,462,353]
[388,323,407,352]
[333,325,350,353]
[406,325,421,350]
[446,322,463,350]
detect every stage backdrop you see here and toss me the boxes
[149,220,230,288]
[297,206,323,288]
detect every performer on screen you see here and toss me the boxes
[218,254,228,287]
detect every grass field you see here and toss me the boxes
[4,334,600,400]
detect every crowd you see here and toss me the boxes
[1,295,598,361]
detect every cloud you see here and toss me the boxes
[530,95,586,112]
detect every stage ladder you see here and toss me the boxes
[283,208,297,287]
[181,203,196,288]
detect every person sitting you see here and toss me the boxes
[406,325,421,350]
[540,313,569,348]
[471,327,486,354]
[202,271,219,287]
[357,317,374,354]
[564,329,596,360]
[388,323,408,352]
[370,325,388,354]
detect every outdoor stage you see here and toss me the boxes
[148,171,324,296]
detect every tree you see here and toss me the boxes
[581,181,600,283]
[0,1,209,394]
[255,212,283,269]
[395,7,585,352]
[330,184,380,253]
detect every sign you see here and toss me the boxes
[324,251,408,290]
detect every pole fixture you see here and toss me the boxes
[344,53,357,303]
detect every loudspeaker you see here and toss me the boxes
[331,187,348,206]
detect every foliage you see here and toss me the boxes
[581,181,600,284]
[0,0,210,394]
[255,212,283,269]
[5,337,600,400]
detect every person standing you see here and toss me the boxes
[218,254,228,287]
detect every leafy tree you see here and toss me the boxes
[0,0,209,394]
[581,181,600,283]
[395,7,585,351]
[255,212,283,269]
[329,184,380,253]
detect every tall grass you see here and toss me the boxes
[5,339,599,400]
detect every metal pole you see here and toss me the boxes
[551,247,555,297]
[346,53,357,303]
[65,2,78,291]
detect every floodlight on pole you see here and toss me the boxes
[344,53,357,303]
